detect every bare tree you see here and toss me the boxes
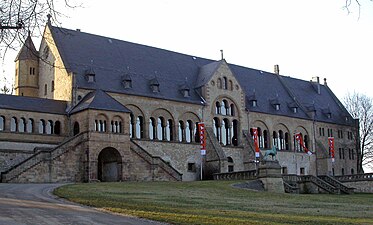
[344,92,373,173]
[0,0,79,59]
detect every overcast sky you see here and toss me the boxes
[2,0,373,100]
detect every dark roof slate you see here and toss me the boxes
[14,35,38,61]
[0,94,67,114]
[49,25,352,125]
[69,89,131,114]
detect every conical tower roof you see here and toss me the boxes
[15,34,38,61]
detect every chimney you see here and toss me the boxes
[324,78,328,86]
[274,64,280,75]
[312,76,321,94]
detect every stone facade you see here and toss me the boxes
[0,23,359,183]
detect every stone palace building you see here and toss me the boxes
[0,21,359,182]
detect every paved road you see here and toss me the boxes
[0,183,164,225]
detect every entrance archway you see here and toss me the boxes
[97,147,122,182]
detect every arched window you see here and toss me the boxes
[294,133,302,152]
[221,100,229,115]
[351,168,354,175]
[136,116,144,138]
[149,118,156,140]
[0,116,4,131]
[285,132,290,150]
[217,78,222,89]
[258,127,263,148]
[231,120,238,146]
[278,130,284,150]
[18,118,26,132]
[221,119,229,145]
[230,104,235,116]
[44,84,48,96]
[194,122,200,143]
[73,122,80,135]
[213,117,220,142]
[263,130,269,148]
[304,135,309,149]
[229,80,233,91]
[27,118,34,133]
[223,77,228,89]
[38,119,45,134]
[186,120,191,143]
[94,120,98,131]
[166,119,173,141]
[215,102,221,114]
[98,120,106,132]
[51,80,55,92]
[46,120,53,134]
[157,117,165,140]
[54,121,61,135]
[10,117,17,132]
[178,120,185,142]
[273,131,278,149]
[129,114,135,138]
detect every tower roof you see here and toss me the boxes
[15,34,39,61]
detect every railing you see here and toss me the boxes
[213,170,257,180]
[334,173,373,182]
[282,174,301,183]
[299,175,340,194]
[318,175,354,194]
[1,132,88,182]
[130,141,182,181]
[283,181,299,194]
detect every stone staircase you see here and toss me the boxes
[0,132,88,183]
[130,141,182,181]
[282,174,354,194]
[318,175,354,194]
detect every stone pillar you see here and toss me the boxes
[258,160,284,193]
[89,160,98,182]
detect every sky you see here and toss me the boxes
[2,0,373,100]
[1,1,372,170]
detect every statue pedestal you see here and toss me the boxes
[258,160,284,193]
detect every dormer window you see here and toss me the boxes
[322,108,332,119]
[122,74,132,89]
[275,104,280,111]
[150,78,160,93]
[288,102,298,114]
[179,81,191,98]
[85,68,96,83]
[252,100,257,107]
[270,97,280,111]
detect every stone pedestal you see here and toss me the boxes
[258,160,284,193]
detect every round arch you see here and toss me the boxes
[97,147,122,182]
[211,95,241,117]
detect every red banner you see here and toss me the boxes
[328,137,335,163]
[198,123,206,155]
[295,133,312,155]
[251,128,260,158]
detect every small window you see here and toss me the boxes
[0,116,5,131]
[282,167,288,175]
[51,81,55,92]
[275,104,280,111]
[293,107,298,113]
[252,100,257,107]
[187,163,196,172]
[44,84,48,96]
[300,167,305,175]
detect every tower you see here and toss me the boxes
[14,33,39,97]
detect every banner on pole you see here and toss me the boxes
[328,137,335,163]
[198,123,206,155]
[251,128,260,158]
[295,133,313,155]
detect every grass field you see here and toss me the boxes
[54,181,373,225]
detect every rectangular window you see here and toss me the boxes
[339,148,342,159]
[282,167,288,175]
[187,163,196,172]
[342,148,345,159]
[300,167,305,175]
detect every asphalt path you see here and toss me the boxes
[0,183,165,225]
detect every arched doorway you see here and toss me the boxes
[97,147,122,182]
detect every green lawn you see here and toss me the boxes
[54,181,373,225]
